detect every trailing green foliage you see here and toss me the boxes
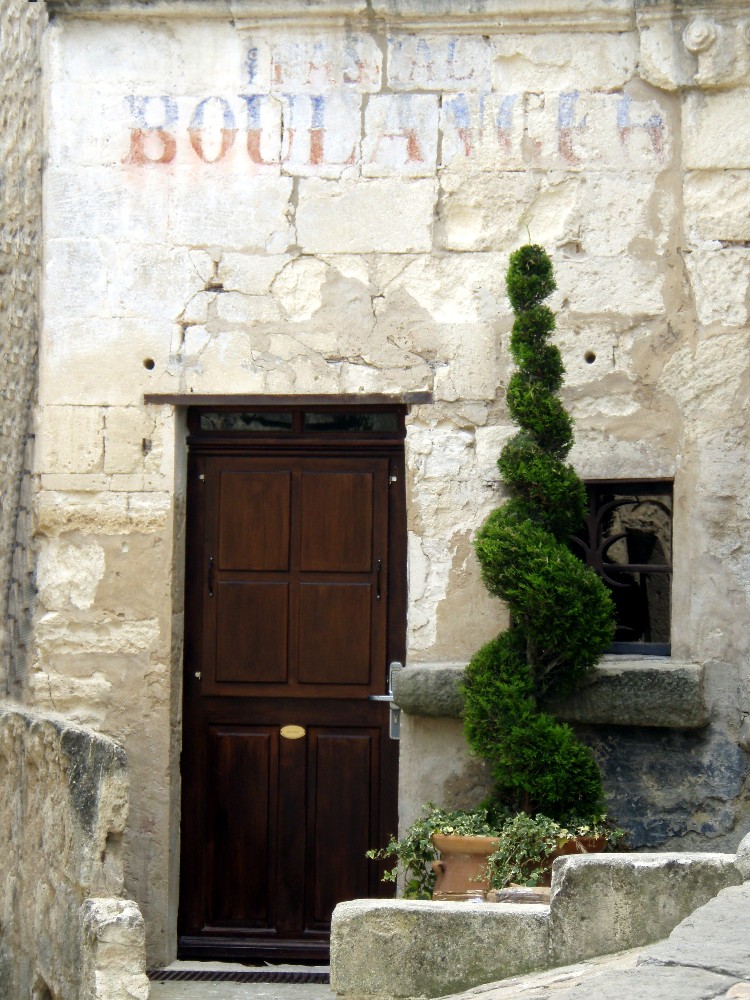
[486,812,624,889]
[486,812,561,888]
[368,803,624,896]
[366,803,499,899]
[463,244,616,823]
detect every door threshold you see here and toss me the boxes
[150,962,330,983]
[177,936,330,964]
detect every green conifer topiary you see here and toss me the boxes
[463,245,616,822]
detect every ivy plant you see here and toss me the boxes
[366,803,500,899]
[486,812,623,888]
[368,803,624,896]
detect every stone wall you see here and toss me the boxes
[0,0,45,697]
[0,704,148,1000]
[36,0,750,962]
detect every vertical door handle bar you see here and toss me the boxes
[376,559,382,600]
[208,556,214,598]
[368,662,404,739]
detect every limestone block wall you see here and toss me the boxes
[0,704,148,1000]
[36,0,750,962]
[0,0,46,697]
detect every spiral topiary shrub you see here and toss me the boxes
[463,245,616,822]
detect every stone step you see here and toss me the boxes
[331,852,744,1000]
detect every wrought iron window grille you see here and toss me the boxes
[571,480,673,656]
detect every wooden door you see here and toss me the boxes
[179,414,404,961]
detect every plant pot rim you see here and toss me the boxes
[554,834,608,854]
[431,833,500,854]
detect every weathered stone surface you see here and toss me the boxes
[389,34,492,92]
[35,490,172,536]
[553,257,665,316]
[373,0,635,31]
[0,0,44,698]
[737,832,750,879]
[582,722,748,849]
[638,8,750,93]
[393,659,708,730]
[393,663,466,717]
[469,965,736,1000]
[0,704,146,1000]
[491,32,637,92]
[446,949,731,1000]
[684,170,750,243]
[37,538,105,612]
[420,863,750,1000]
[640,883,750,980]
[80,899,149,1000]
[398,715,493,834]
[545,659,709,729]
[330,899,550,999]
[548,853,743,966]
[296,179,437,253]
[363,95,439,177]
[684,90,750,169]
[685,248,750,328]
[283,93,362,178]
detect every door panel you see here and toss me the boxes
[201,455,388,700]
[300,472,374,572]
[180,437,403,961]
[206,726,278,929]
[215,582,289,684]
[218,471,291,571]
[297,583,372,685]
[306,729,377,931]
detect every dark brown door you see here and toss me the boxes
[179,418,404,961]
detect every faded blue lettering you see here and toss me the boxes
[246,47,259,86]
[189,96,235,131]
[558,91,584,130]
[125,95,178,129]
[496,94,518,131]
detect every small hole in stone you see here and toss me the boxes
[584,351,596,364]
[143,358,155,370]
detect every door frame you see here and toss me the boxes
[177,402,407,960]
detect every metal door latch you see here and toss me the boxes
[369,661,404,740]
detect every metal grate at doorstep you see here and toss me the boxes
[148,969,330,984]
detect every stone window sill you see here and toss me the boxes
[392,656,708,730]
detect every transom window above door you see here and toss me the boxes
[191,407,404,437]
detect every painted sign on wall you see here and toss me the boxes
[124,90,667,174]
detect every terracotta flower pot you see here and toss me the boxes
[430,833,500,901]
[539,834,608,886]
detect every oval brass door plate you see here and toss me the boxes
[280,724,306,740]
